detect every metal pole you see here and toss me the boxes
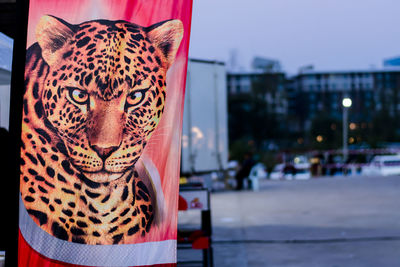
[343,107,348,163]
[6,0,30,265]
[186,68,195,174]
[213,61,223,172]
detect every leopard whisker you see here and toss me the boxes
[152,124,172,130]
[149,132,170,138]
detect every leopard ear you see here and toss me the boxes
[36,15,75,67]
[146,20,183,68]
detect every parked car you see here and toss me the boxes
[249,163,268,180]
[227,160,239,178]
[362,155,400,176]
[270,163,285,180]
[293,163,311,180]
[269,162,311,180]
[283,163,311,180]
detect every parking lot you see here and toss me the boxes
[178,175,400,266]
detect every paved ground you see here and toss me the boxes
[178,175,400,266]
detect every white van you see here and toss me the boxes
[362,155,400,176]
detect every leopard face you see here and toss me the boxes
[37,16,183,183]
[20,15,183,244]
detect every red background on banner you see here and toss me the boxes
[20,0,192,266]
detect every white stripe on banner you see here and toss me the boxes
[19,196,176,266]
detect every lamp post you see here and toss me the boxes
[342,97,352,164]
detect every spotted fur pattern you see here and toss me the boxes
[20,15,183,244]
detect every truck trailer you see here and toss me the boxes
[181,59,228,175]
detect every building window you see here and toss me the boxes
[236,85,241,94]
[242,85,250,93]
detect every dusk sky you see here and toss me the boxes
[188,0,400,74]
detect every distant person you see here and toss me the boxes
[235,153,255,190]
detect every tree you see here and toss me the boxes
[309,114,342,149]
[367,110,398,147]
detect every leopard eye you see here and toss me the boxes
[125,89,148,108]
[68,87,89,105]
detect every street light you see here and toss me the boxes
[342,97,352,164]
[342,98,352,108]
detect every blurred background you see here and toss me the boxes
[181,1,400,266]
[1,0,400,266]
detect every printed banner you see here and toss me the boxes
[18,0,192,266]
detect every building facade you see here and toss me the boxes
[227,66,400,149]
[227,71,288,148]
[292,69,400,129]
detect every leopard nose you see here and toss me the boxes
[90,145,118,161]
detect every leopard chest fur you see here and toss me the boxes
[20,126,154,244]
